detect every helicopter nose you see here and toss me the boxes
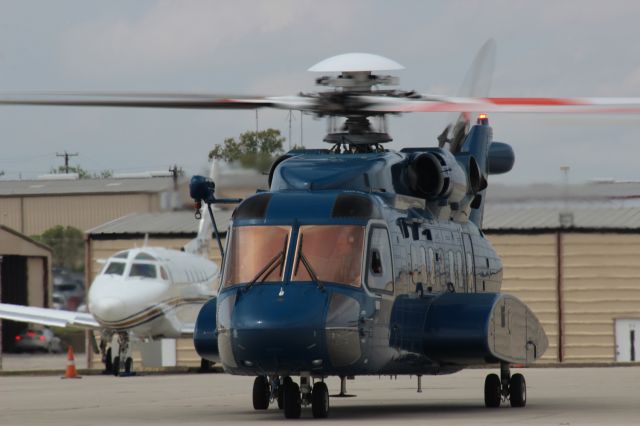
[229,284,329,373]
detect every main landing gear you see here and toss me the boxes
[252,374,330,419]
[484,363,526,408]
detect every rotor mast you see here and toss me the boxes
[309,53,404,151]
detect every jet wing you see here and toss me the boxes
[0,303,101,329]
[180,323,195,336]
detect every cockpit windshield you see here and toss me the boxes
[292,225,365,287]
[223,226,291,287]
[104,262,125,276]
[129,263,157,279]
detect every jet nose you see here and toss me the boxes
[90,297,127,323]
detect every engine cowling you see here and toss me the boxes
[407,149,480,205]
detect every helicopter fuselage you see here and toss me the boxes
[194,149,547,378]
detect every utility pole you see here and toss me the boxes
[56,151,78,174]
[168,164,183,190]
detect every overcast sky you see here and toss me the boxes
[1,0,640,184]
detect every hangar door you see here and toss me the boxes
[1,256,29,352]
[615,319,640,362]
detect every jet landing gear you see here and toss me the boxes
[484,363,526,408]
[112,332,134,377]
[251,374,330,419]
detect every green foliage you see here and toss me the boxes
[32,226,84,272]
[50,165,113,179]
[208,129,285,173]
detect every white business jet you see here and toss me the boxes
[0,169,223,375]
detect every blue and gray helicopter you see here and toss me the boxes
[2,41,640,419]
[188,44,553,419]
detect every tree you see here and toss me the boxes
[208,129,285,173]
[32,226,85,272]
[50,165,113,179]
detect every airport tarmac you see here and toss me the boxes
[1,366,639,425]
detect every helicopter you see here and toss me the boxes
[2,40,640,419]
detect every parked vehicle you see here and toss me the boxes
[52,268,85,311]
[14,328,63,353]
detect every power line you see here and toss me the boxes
[56,151,79,174]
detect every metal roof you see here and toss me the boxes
[484,182,640,231]
[87,209,234,236]
[0,177,181,196]
[484,205,640,231]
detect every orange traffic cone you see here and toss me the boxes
[61,346,81,379]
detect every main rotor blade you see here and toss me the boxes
[364,96,640,114]
[0,92,314,110]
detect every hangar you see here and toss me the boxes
[0,225,52,357]
[486,183,640,364]
[0,176,188,236]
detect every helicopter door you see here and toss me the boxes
[462,233,476,292]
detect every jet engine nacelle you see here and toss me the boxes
[407,149,482,205]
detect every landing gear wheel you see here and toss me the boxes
[124,357,133,374]
[278,377,292,410]
[252,376,270,410]
[104,348,113,373]
[311,382,330,418]
[484,373,501,408]
[277,386,284,409]
[509,373,526,407]
[283,381,301,419]
[200,358,213,372]
[112,356,120,376]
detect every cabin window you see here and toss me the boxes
[293,225,365,287]
[223,225,291,287]
[371,249,383,275]
[130,263,157,279]
[366,227,394,293]
[104,262,125,276]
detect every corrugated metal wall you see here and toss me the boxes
[562,233,640,363]
[1,193,160,235]
[489,234,559,362]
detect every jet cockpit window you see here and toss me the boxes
[292,225,365,287]
[160,266,169,281]
[135,252,156,261]
[223,225,291,287]
[113,251,129,259]
[104,262,126,276]
[366,227,394,293]
[130,263,157,279]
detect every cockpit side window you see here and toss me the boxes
[130,263,157,279]
[113,251,129,259]
[104,262,125,276]
[366,227,394,293]
[160,266,169,281]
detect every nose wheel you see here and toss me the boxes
[251,375,331,419]
[484,363,527,408]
